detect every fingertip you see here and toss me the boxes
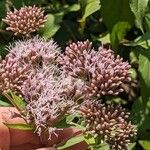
[0,122,10,150]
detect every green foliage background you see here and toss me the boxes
[1,0,150,149]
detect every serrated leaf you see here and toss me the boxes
[4,123,34,131]
[130,0,149,32]
[139,140,150,150]
[110,21,131,49]
[39,13,63,39]
[57,135,85,150]
[80,0,100,21]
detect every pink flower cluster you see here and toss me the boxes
[7,36,60,67]
[79,100,136,150]
[0,36,60,95]
[2,6,47,36]
[58,41,131,98]
[0,36,136,144]
[0,56,29,93]
[25,68,83,136]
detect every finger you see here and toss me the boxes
[10,143,43,150]
[0,107,11,150]
[43,128,88,150]
[1,107,88,149]
[0,107,41,146]
[9,128,41,146]
[66,141,88,150]
[35,147,56,150]
[0,121,10,150]
[42,128,80,146]
[57,128,87,150]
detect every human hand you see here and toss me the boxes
[0,107,87,150]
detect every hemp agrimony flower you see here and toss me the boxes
[79,101,136,150]
[25,67,82,137]
[3,6,47,36]
[7,36,60,67]
[58,41,131,98]
[0,55,29,93]
[58,40,93,79]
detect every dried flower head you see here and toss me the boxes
[7,36,60,67]
[79,101,136,150]
[2,5,47,36]
[59,41,131,97]
[0,55,29,93]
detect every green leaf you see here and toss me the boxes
[39,13,63,39]
[110,22,131,49]
[126,33,150,49]
[0,43,8,57]
[139,140,150,150]
[80,0,101,21]
[84,134,96,145]
[66,114,77,124]
[62,4,80,13]
[128,143,136,150]
[0,1,6,19]
[130,0,149,32]
[55,116,70,128]
[130,97,150,135]
[98,32,110,44]
[130,49,150,139]
[144,13,150,32]
[101,0,134,31]
[4,123,34,131]
[12,0,42,8]
[138,50,150,100]
[57,135,85,150]
[96,144,110,150]
[0,99,12,107]
[9,92,26,112]
[54,20,80,44]
[135,33,150,49]
[3,92,26,115]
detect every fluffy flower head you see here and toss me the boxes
[7,36,60,67]
[24,66,82,137]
